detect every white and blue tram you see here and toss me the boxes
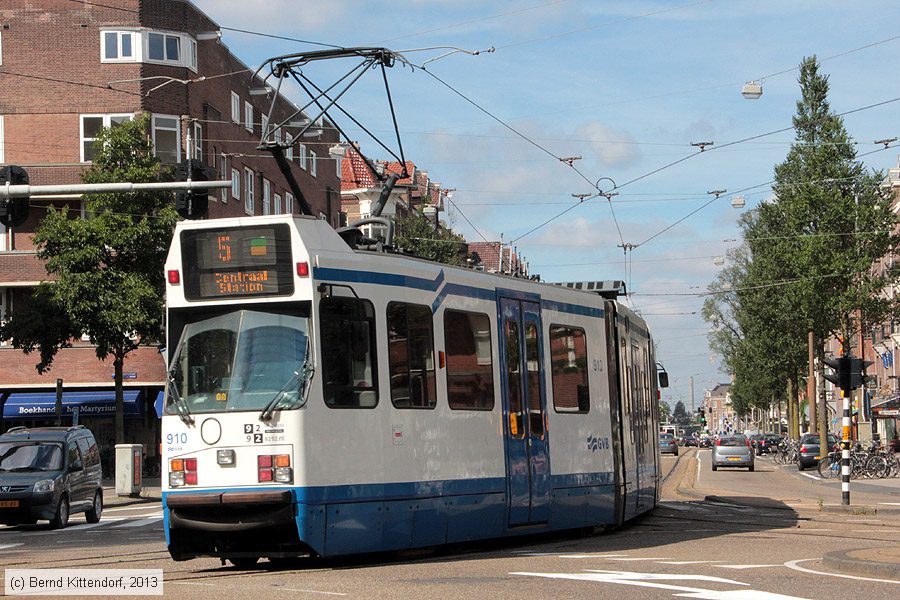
[161,214,665,565]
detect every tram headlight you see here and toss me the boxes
[169,470,185,487]
[217,449,236,465]
[274,467,293,483]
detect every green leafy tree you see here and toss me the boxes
[672,400,688,425]
[1,116,179,443]
[394,209,467,265]
[658,399,672,424]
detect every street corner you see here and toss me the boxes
[823,545,900,581]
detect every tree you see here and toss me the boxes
[658,399,672,424]
[394,209,467,265]
[672,400,688,425]
[0,116,180,443]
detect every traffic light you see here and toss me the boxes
[698,408,706,425]
[823,356,850,390]
[848,358,874,390]
[0,165,30,228]
[823,355,872,391]
[174,159,213,219]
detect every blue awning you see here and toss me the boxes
[2,390,143,420]
[154,391,165,419]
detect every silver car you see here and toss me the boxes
[711,434,754,471]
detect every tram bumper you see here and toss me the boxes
[165,489,311,560]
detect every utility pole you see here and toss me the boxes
[808,330,816,433]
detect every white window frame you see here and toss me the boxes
[188,39,198,71]
[244,168,255,215]
[274,193,282,215]
[80,113,134,163]
[244,102,253,133]
[231,167,240,200]
[285,192,294,215]
[285,133,293,161]
[262,179,271,215]
[100,30,136,63]
[219,154,228,203]
[231,92,241,124]
[261,114,269,141]
[297,144,307,170]
[147,31,181,65]
[336,156,342,178]
[192,122,202,161]
[151,114,181,165]
[310,150,317,177]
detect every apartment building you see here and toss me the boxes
[0,0,339,454]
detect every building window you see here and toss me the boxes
[192,122,202,161]
[148,32,180,63]
[231,168,240,200]
[219,153,228,203]
[231,92,240,124]
[101,31,135,61]
[188,39,197,70]
[261,114,269,141]
[387,302,436,409]
[244,168,255,215]
[151,114,180,165]
[297,144,307,170]
[262,179,271,215]
[310,150,317,176]
[80,114,133,163]
[285,193,294,214]
[549,325,590,413]
[336,156,342,178]
[244,102,253,133]
[444,310,494,410]
[274,193,282,214]
[285,133,293,161]
[320,297,378,408]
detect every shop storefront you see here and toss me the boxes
[0,388,163,477]
[872,395,900,450]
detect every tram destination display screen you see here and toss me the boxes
[181,224,294,300]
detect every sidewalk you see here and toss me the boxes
[102,477,162,508]
[672,449,900,581]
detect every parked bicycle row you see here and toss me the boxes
[763,434,900,479]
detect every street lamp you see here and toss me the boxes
[742,80,763,99]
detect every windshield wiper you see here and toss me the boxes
[167,369,195,426]
[260,339,314,422]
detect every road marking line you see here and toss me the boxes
[799,473,819,481]
[512,570,812,599]
[559,554,630,559]
[879,502,900,506]
[718,564,781,569]
[658,561,725,565]
[606,557,673,561]
[785,558,900,585]
[0,543,24,550]
[104,504,162,513]
[111,516,163,528]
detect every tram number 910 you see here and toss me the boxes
[166,432,188,445]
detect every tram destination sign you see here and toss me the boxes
[181,224,294,300]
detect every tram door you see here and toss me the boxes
[499,297,550,527]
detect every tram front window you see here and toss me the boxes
[167,309,311,414]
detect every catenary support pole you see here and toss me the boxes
[841,388,851,505]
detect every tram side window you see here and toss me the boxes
[444,310,494,410]
[549,325,590,413]
[320,297,378,408]
[387,302,436,409]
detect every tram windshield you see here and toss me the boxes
[166,310,311,414]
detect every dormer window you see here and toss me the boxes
[100,29,197,72]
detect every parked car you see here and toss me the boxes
[659,433,679,455]
[0,426,103,528]
[711,434,754,471]
[750,433,782,455]
[797,433,839,470]
[679,435,698,447]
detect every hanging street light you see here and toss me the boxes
[742,80,763,99]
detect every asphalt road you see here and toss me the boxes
[1,450,898,599]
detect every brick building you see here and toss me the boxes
[0,0,339,456]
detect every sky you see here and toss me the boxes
[192,0,900,410]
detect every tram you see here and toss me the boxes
[161,214,666,565]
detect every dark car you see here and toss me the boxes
[679,435,698,447]
[751,433,782,455]
[711,434,754,471]
[0,426,103,528]
[797,433,839,470]
[659,433,679,455]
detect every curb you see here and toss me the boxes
[822,547,900,581]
